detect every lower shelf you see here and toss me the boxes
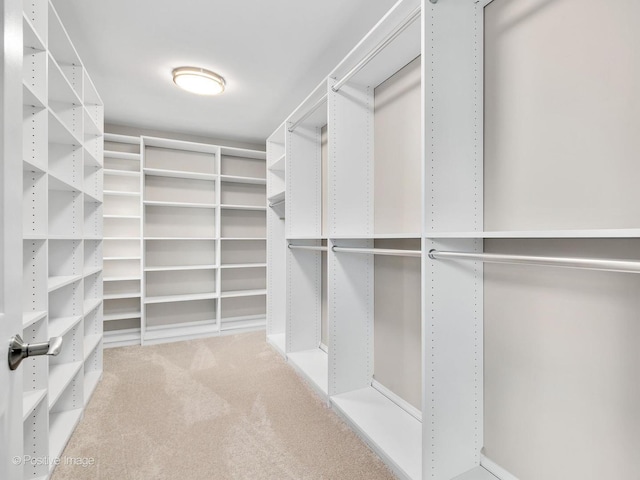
[48,362,82,409]
[453,467,500,480]
[23,389,47,421]
[331,386,422,480]
[266,333,285,357]
[143,320,218,344]
[49,408,83,461]
[104,328,141,348]
[287,348,328,397]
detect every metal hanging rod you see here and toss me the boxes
[332,6,421,92]
[332,246,421,258]
[287,94,328,132]
[288,245,329,252]
[428,250,640,274]
[269,199,285,208]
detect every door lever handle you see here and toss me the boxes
[8,334,63,370]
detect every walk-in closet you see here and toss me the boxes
[2,0,639,479]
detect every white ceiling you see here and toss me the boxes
[52,0,398,146]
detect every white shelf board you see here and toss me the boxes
[103,276,140,282]
[144,200,217,209]
[453,467,500,480]
[267,333,286,357]
[103,292,140,300]
[84,370,102,406]
[22,157,46,174]
[48,108,81,146]
[48,171,80,192]
[220,204,266,211]
[219,289,267,298]
[143,167,216,181]
[331,386,422,480]
[104,150,140,161]
[23,234,47,241]
[23,389,47,421]
[220,237,266,241]
[83,298,102,315]
[48,235,82,241]
[314,233,421,239]
[287,348,328,396]
[48,275,82,292]
[103,190,140,197]
[425,228,640,239]
[84,334,102,359]
[84,236,103,241]
[49,408,83,460]
[220,319,266,332]
[22,13,46,51]
[104,237,140,241]
[23,80,46,109]
[48,361,82,408]
[49,315,82,338]
[143,320,218,343]
[269,153,285,172]
[83,266,102,277]
[220,263,267,269]
[267,191,285,204]
[104,256,141,261]
[144,292,218,304]
[104,133,139,145]
[103,311,141,322]
[144,264,218,272]
[144,237,217,241]
[23,311,47,329]
[83,190,102,203]
[220,174,266,185]
[103,214,140,219]
[220,145,266,160]
[103,168,140,177]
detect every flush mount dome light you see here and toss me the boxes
[172,67,225,95]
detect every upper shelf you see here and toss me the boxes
[425,229,640,239]
[268,154,285,172]
[144,168,216,182]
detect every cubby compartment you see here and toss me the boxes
[220,151,265,179]
[103,194,140,217]
[145,239,216,268]
[220,267,266,295]
[49,239,82,279]
[220,209,265,238]
[145,269,217,300]
[49,371,83,461]
[145,174,216,206]
[84,199,103,238]
[145,205,216,238]
[104,151,140,171]
[144,145,217,175]
[22,314,48,406]
[104,216,139,239]
[221,181,265,207]
[83,239,102,275]
[103,279,139,299]
[83,341,102,404]
[103,257,140,279]
[103,238,139,259]
[221,239,265,265]
[85,134,103,167]
[104,297,141,320]
[23,105,48,171]
[220,295,266,330]
[104,171,140,193]
[48,3,82,97]
[23,0,48,47]
[84,164,103,200]
[23,167,47,237]
[49,281,82,338]
[49,143,82,190]
[23,45,47,107]
[145,299,217,331]
[48,188,82,238]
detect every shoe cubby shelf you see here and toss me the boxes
[20,1,104,478]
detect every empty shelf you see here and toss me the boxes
[103,190,140,197]
[84,334,102,359]
[103,168,140,177]
[220,204,266,211]
[219,289,267,298]
[84,266,102,277]
[23,389,47,421]
[220,174,266,185]
[143,168,217,181]
[103,292,141,300]
[49,315,82,338]
[104,150,140,161]
[103,276,141,282]
[84,370,102,406]
[83,298,102,315]
[269,153,285,172]
[219,263,266,269]
[48,362,82,409]
[104,311,141,322]
[145,264,218,272]
[48,275,82,292]
[288,348,328,396]
[144,200,217,209]
[49,408,83,459]
[23,311,47,329]
[144,292,218,304]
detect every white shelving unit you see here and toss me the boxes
[21,1,104,478]
[102,133,142,347]
[101,136,266,346]
[269,0,640,479]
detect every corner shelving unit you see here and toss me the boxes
[21,0,104,477]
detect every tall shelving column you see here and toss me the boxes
[102,133,142,347]
[142,137,220,344]
[219,147,267,332]
[266,123,286,355]
[21,0,104,477]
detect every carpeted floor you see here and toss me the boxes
[51,331,396,479]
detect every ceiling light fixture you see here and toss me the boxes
[172,67,226,96]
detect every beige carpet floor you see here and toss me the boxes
[51,331,396,480]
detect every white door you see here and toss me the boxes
[1,0,26,477]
